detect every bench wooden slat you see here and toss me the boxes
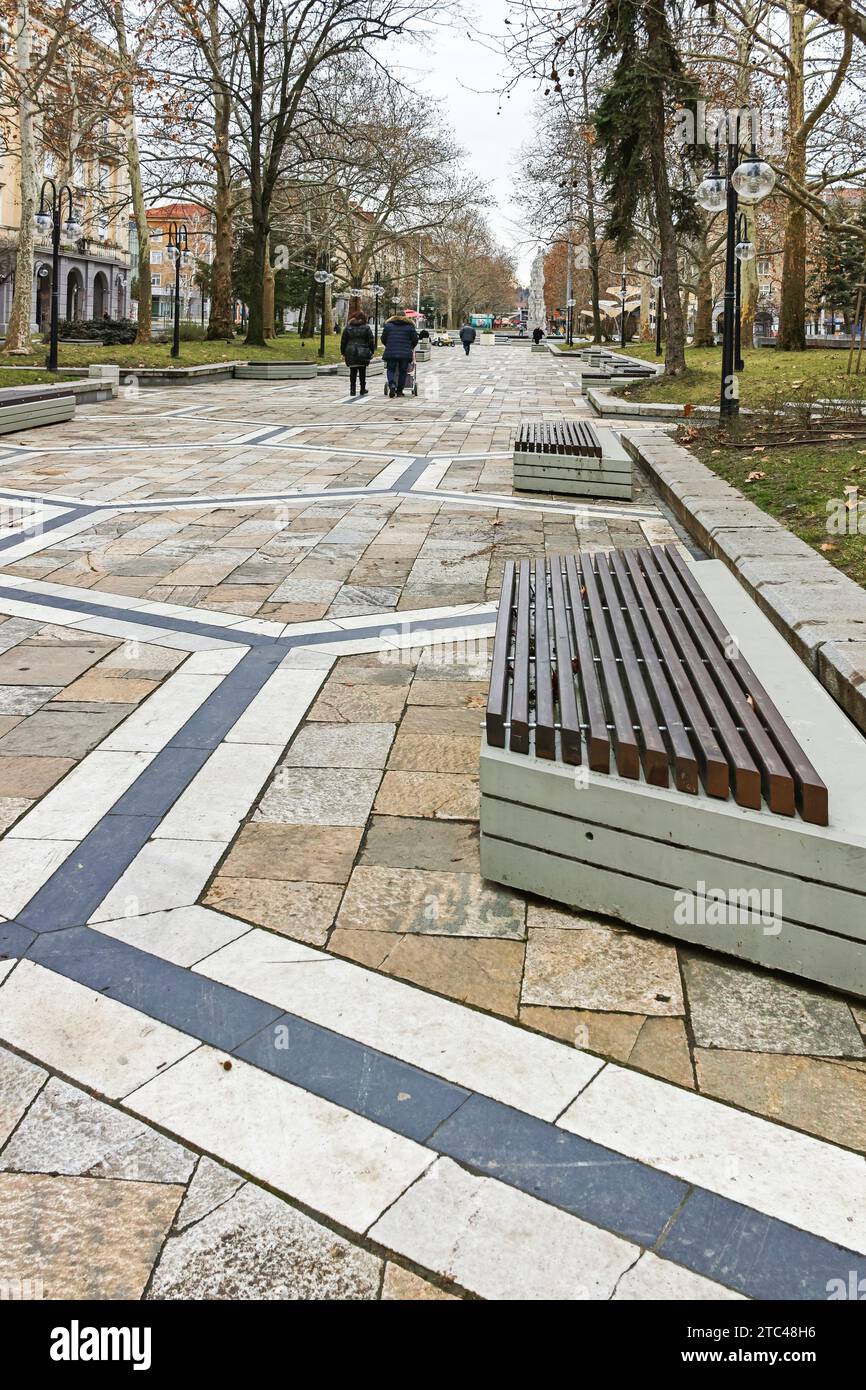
[664,545,829,825]
[622,549,729,798]
[651,546,796,817]
[611,551,699,794]
[563,554,611,772]
[637,549,762,809]
[533,558,555,759]
[549,557,582,764]
[579,553,640,779]
[510,559,531,754]
[485,561,515,747]
[596,553,669,786]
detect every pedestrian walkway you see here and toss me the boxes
[0,345,863,1300]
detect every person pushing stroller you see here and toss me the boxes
[381,309,418,398]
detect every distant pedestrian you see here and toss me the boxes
[381,309,418,398]
[532,326,544,345]
[340,311,375,396]
[459,322,476,355]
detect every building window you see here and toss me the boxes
[151,274,161,286]
[758,258,771,276]
[150,250,163,264]
[98,214,109,238]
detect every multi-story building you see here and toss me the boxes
[0,19,131,334]
[129,203,212,327]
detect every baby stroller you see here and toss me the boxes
[383,352,419,397]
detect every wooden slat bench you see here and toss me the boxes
[480,546,866,996]
[0,390,75,434]
[512,421,632,499]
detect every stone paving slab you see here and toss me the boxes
[0,346,863,1301]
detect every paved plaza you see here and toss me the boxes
[0,346,864,1301]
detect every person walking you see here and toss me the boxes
[381,308,418,398]
[340,311,375,396]
[459,321,476,355]
[532,326,544,345]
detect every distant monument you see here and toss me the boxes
[528,248,547,335]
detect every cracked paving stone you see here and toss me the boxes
[217,824,362,884]
[374,770,478,820]
[518,1006,645,1059]
[174,1157,245,1233]
[522,925,684,1015]
[381,1263,459,1300]
[359,816,480,873]
[695,1048,866,1150]
[337,865,525,939]
[148,1181,381,1300]
[330,929,525,1017]
[281,721,396,770]
[0,1045,46,1146]
[681,955,866,1057]
[204,877,343,945]
[253,767,381,828]
[0,1172,183,1300]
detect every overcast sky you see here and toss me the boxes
[389,1,540,284]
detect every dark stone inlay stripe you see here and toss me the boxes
[17,814,161,932]
[660,1186,866,1301]
[429,1091,686,1246]
[237,1013,470,1143]
[29,926,282,1051]
[109,747,211,818]
[387,457,432,491]
[0,920,36,959]
[0,504,95,554]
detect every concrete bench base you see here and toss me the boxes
[337,359,385,377]
[512,424,632,499]
[0,396,75,433]
[480,558,866,998]
[234,362,317,380]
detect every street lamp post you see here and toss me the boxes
[566,298,576,347]
[733,213,756,373]
[313,265,335,357]
[695,130,774,419]
[370,280,385,346]
[166,222,189,359]
[34,180,80,372]
[650,268,664,358]
[619,259,628,348]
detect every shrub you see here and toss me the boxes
[57,317,137,345]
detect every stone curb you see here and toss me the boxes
[624,430,866,736]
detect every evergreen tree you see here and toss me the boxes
[593,0,699,374]
[808,197,866,324]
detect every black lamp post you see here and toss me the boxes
[695,128,774,419]
[650,265,664,357]
[620,260,627,348]
[313,263,335,357]
[566,297,575,346]
[166,222,189,359]
[34,180,80,372]
[370,276,384,345]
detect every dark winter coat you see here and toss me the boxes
[458,324,477,344]
[381,315,419,360]
[340,321,375,365]
[532,327,544,344]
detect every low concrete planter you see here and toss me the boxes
[235,361,317,380]
[337,358,385,377]
[88,363,120,383]
[625,430,866,736]
[531,343,548,353]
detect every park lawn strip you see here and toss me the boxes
[0,370,81,386]
[610,345,866,409]
[684,428,866,589]
[0,333,345,369]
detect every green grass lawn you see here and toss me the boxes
[685,429,866,588]
[0,333,345,369]
[611,344,866,410]
[0,369,81,386]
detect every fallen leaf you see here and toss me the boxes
[745,470,766,482]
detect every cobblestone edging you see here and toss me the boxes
[624,430,866,736]
[585,380,754,420]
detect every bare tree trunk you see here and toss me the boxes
[3,0,37,355]
[445,268,453,328]
[778,3,807,350]
[111,0,150,343]
[262,233,275,339]
[693,259,714,346]
[206,2,233,340]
